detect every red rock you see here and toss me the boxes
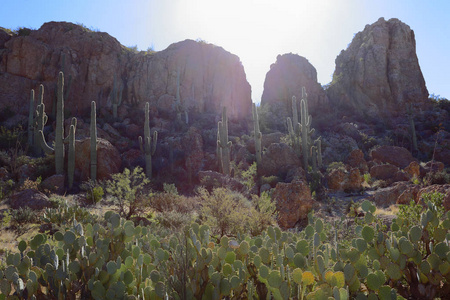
[397,185,420,205]
[369,182,409,207]
[75,138,121,181]
[370,145,417,169]
[370,164,399,181]
[272,180,315,229]
[347,149,368,173]
[327,17,429,119]
[404,161,420,179]
[327,167,363,192]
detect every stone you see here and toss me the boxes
[397,185,420,205]
[198,170,245,194]
[369,182,409,207]
[0,22,251,121]
[322,133,359,165]
[259,143,301,178]
[347,149,368,173]
[417,184,450,211]
[40,174,65,194]
[272,180,315,229]
[75,138,122,181]
[370,145,417,168]
[327,167,363,192]
[404,161,420,179]
[370,164,399,181]
[327,18,429,120]
[8,189,51,210]
[261,53,330,118]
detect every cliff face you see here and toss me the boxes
[0,22,251,121]
[261,53,329,118]
[326,17,429,119]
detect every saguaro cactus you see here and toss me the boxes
[28,89,35,148]
[90,101,98,182]
[217,107,232,175]
[111,76,123,119]
[252,103,262,166]
[406,103,418,153]
[139,102,158,178]
[315,137,322,168]
[175,69,188,125]
[34,85,47,154]
[287,96,301,157]
[38,72,77,188]
[300,87,315,169]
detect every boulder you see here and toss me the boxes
[404,161,420,179]
[327,18,429,119]
[327,167,363,192]
[370,164,399,181]
[369,182,410,207]
[259,143,301,178]
[198,171,245,194]
[370,145,416,168]
[40,174,65,194]
[346,149,368,173]
[8,189,51,210]
[261,53,330,119]
[75,138,122,181]
[272,180,315,229]
[417,184,450,211]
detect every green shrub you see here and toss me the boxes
[10,207,36,225]
[80,180,104,204]
[326,161,346,173]
[105,167,150,219]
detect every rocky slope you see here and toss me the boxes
[0,22,251,121]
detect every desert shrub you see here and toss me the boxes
[363,173,372,184]
[105,167,150,219]
[0,210,12,228]
[326,161,346,173]
[199,187,268,237]
[42,200,98,227]
[0,126,25,151]
[0,179,14,200]
[10,207,36,225]
[80,179,104,204]
[155,210,194,231]
[19,177,41,191]
[249,191,277,235]
[424,169,450,185]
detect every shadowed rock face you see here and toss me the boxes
[327,17,429,119]
[0,22,252,121]
[261,53,330,118]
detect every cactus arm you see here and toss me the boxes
[138,136,144,153]
[151,131,157,155]
[38,130,55,155]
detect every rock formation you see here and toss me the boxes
[0,22,251,121]
[327,17,429,119]
[261,53,329,121]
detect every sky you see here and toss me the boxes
[1,0,449,103]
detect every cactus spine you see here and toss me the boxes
[90,101,97,182]
[217,107,232,175]
[111,76,123,119]
[139,102,157,178]
[252,103,262,167]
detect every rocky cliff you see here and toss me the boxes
[261,53,329,118]
[0,22,251,121]
[326,17,429,119]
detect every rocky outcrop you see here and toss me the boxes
[0,22,251,121]
[370,145,417,169]
[326,167,363,192]
[327,18,429,119]
[8,189,51,210]
[272,180,314,229]
[260,53,329,124]
[259,143,301,178]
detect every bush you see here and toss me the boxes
[105,167,150,219]
[10,207,36,225]
[80,180,104,204]
[326,161,346,173]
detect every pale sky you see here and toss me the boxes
[1,0,449,103]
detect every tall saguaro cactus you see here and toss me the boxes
[90,101,98,182]
[38,72,77,188]
[111,76,123,119]
[287,96,301,157]
[33,85,47,155]
[252,103,262,167]
[139,102,158,178]
[300,87,315,169]
[217,107,232,175]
